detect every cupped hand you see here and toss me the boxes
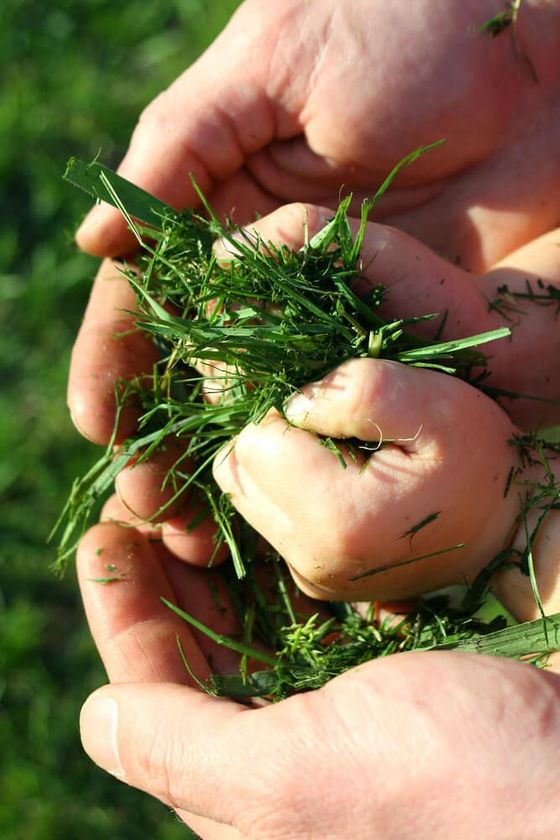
[76,0,560,273]
[67,202,560,580]
[77,521,560,840]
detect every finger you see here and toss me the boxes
[158,552,240,675]
[77,523,209,684]
[161,508,229,567]
[100,493,163,542]
[74,4,293,256]
[213,202,332,263]
[79,652,560,832]
[79,682,250,823]
[476,228,560,428]
[283,357,513,448]
[78,669,333,826]
[68,259,159,444]
[115,436,190,523]
[493,510,560,623]
[352,222,495,343]
[357,222,560,428]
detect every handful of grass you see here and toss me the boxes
[58,151,560,699]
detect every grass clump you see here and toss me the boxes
[59,151,560,700]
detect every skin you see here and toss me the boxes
[68,204,560,569]
[211,344,560,609]
[68,0,560,438]
[69,4,560,829]
[214,359,521,602]
[77,521,560,840]
[75,0,560,271]
[67,0,560,549]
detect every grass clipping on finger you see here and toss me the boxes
[59,149,559,699]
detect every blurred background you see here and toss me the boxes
[0,1,239,837]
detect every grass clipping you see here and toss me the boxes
[59,151,560,700]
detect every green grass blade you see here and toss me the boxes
[161,597,277,666]
[64,157,178,228]
[395,327,511,362]
[434,612,560,657]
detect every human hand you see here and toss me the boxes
[66,200,560,585]
[213,353,522,603]
[77,521,560,839]
[75,0,560,273]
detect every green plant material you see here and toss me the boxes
[163,552,560,702]
[163,597,277,667]
[480,10,513,37]
[480,1,537,83]
[438,612,560,657]
[57,152,510,572]
[480,0,522,36]
[489,279,560,320]
[60,150,560,702]
[400,511,441,540]
[64,157,181,232]
[168,555,560,701]
[348,542,466,582]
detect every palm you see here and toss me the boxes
[227,0,560,271]
[81,0,560,272]
[78,520,560,839]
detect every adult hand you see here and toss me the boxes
[75,0,560,273]
[77,520,560,839]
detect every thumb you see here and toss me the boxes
[80,682,254,822]
[75,1,297,257]
[284,357,513,452]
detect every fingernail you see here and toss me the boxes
[69,404,97,444]
[284,391,313,423]
[80,694,125,778]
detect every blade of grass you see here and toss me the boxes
[64,157,178,228]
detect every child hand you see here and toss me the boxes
[213,357,521,602]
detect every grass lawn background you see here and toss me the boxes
[0,2,240,837]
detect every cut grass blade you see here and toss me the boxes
[64,157,177,229]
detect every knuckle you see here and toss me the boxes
[138,733,186,810]
[135,91,173,140]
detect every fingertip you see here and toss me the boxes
[68,320,159,446]
[211,437,239,494]
[67,381,142,446]
[76,520,149,576]
[80,689,124,779]
[115,439,189,523]
[233,202,333,252]
[162,512,229,567]
[75,206,137,257]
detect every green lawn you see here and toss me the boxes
[0,2,239,837]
